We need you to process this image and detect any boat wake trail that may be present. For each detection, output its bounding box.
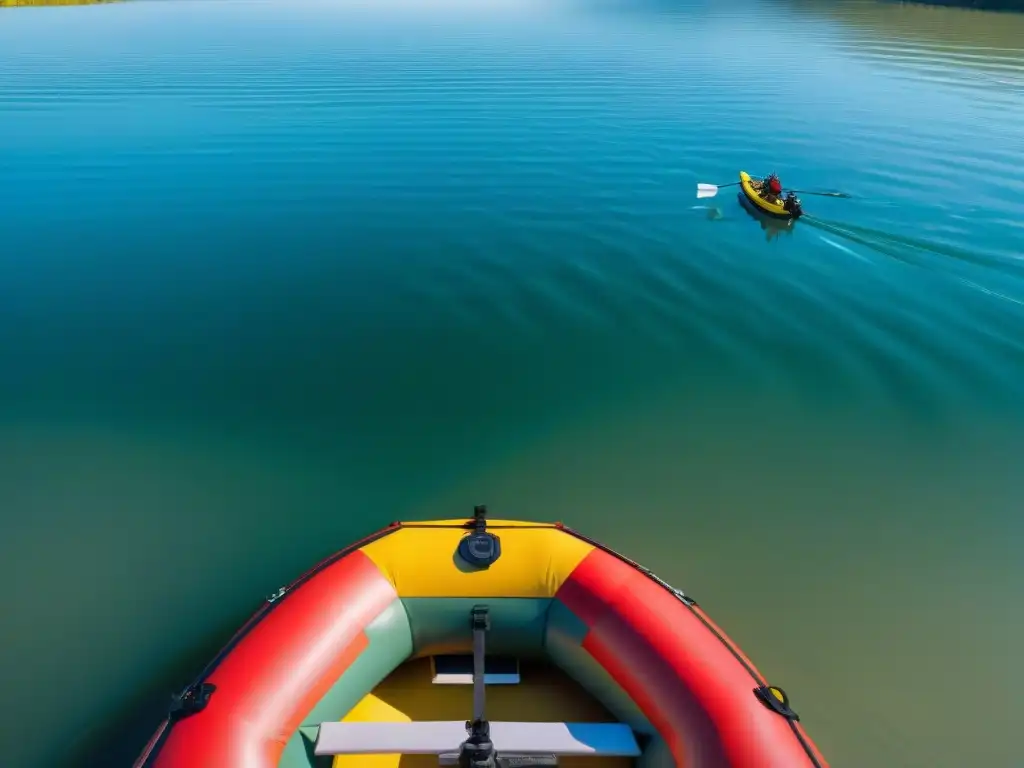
[803,216,1024,283]
[818,235,869,263]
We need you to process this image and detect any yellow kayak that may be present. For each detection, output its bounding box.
[739,171,803,219]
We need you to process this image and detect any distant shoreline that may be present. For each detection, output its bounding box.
[904,0,1024,10]
[1,0,120,6]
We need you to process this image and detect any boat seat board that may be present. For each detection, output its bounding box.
[331,657,635,768]
[315,721,641,756]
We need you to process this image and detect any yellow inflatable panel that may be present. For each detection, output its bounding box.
[359,521,594,598]
[332,693,411,768]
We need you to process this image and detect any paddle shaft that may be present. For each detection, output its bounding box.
[787,189,849,198]
[696,179,849,200]
[702,180,846,197]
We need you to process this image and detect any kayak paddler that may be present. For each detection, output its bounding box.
[759,173,783,203]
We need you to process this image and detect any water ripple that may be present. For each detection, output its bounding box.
[1,0,1023,417]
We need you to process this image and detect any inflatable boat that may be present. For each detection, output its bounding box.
[133,508,828,768]
[739,171,804,220]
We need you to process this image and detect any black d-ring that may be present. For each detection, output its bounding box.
[753,685,800,721]
[169,682,216,720]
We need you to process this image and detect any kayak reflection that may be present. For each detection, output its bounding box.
[738,192,798,243]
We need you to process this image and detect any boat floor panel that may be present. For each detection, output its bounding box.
[333,658,636,768]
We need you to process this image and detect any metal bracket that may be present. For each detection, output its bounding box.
[267,586,287,603]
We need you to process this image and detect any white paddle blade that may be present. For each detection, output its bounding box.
[696,185,719,199]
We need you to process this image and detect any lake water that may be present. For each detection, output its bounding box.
[2,0,1023,765]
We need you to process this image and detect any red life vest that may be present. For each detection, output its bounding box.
[768,177,782,195]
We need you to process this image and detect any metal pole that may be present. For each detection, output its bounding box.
[471,605,489,722]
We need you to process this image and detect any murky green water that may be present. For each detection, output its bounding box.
[1,0,1023,765]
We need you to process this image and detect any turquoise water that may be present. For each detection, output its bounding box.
[1,0,1023,766]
